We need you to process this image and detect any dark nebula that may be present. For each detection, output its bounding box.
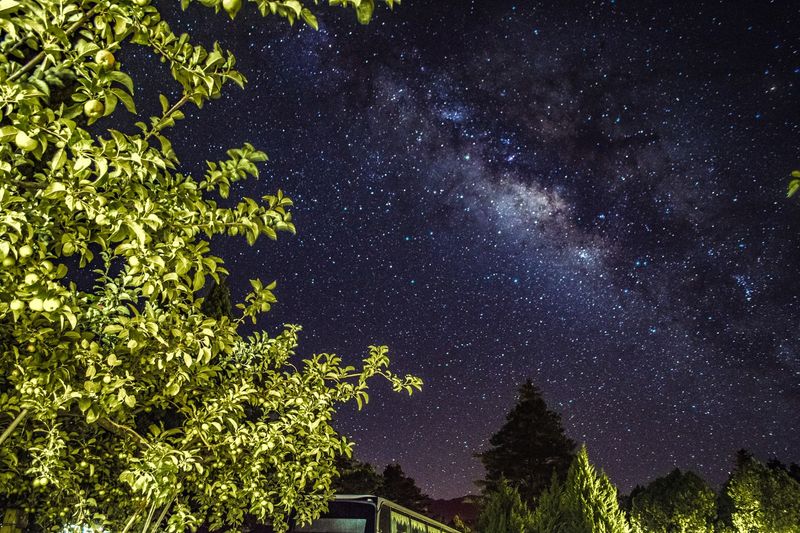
[126,0,800,498]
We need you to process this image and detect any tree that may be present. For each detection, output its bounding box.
[332,455,382,495]
[717,452,800,532]
[379,463,432,514]
[477,379,576,502]
[627,469,716,533]
[476,479,534,533]
[0,0,418,531]
[530,445,629,533]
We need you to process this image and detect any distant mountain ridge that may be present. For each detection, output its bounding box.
[427,495,480,528]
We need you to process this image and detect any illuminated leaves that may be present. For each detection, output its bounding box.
[0,0,416,531]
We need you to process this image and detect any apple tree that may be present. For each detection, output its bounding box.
[0,0,416,531]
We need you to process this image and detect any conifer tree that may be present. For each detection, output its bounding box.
[530,445,629,533]
[476,479,534,533]
[477,379,575,502]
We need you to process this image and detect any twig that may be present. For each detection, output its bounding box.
[98,417,151,449]
[0,408,29,447]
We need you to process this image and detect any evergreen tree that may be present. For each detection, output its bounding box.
[379,464,432,514]
[529,473,564,533]
[717,452,800,532]
[530,445,629,533]
[476,479,534,533]
[627,469,715,533]
[477,380,576,502]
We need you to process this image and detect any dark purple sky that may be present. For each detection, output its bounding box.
[129,0,800,499]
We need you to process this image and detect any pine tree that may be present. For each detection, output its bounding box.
[530,445,629,533]
[477,379,576,502]
[476,479,534,533]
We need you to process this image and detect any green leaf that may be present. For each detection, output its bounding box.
[788,179,800,198]
[356,0,374,24]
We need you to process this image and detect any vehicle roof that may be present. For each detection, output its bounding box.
[331,495,462,533]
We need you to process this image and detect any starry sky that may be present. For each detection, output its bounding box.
[127,0,800,499]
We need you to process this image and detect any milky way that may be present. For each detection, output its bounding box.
[127,1,800,498]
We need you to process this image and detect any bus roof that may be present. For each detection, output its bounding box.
[330,495,462,533]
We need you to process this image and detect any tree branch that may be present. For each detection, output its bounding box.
[0,408,28,447]
[7,5,100,83]
[98,417,151,449]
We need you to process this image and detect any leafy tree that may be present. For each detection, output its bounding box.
[476,479,534,533]
[332,455,382,495]
[477,379,576,502]
[717,452,800,533]
[0,0,417,531]
[379,463,432,514]
[627,469,715,533]
[530,445,629,533]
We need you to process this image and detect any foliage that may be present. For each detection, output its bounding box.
[476,479,533,533]
[529,445,629,533]
[332,454,382,495]
[476,379,575,502]
[0,0,418,531]
[627,469,716,533]
[717,453,800,533]
[787,170,800,197]
[379,463,432,514]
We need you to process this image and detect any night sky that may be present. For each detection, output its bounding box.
[126,0,800,499]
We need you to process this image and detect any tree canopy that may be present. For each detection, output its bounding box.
[530,445,629,533]
[0,0,419,531]
[627,468,716,533]
[717,452,800,533]
[477,379,575,502]
[476,479,533,533]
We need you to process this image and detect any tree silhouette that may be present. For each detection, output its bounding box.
[477,379,576,502]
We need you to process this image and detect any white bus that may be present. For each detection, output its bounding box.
[289,495,462,533]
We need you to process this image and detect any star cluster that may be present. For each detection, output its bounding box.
[128,0,800,498]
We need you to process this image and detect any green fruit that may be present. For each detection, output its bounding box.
[132,0,149,5]
[14,130,38,152]
[2,257,14,267]
[26,343,36,353]
[222,0,242,16]
[83,99,105,118]
[18,244,33,258]
[95,50,115,70]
